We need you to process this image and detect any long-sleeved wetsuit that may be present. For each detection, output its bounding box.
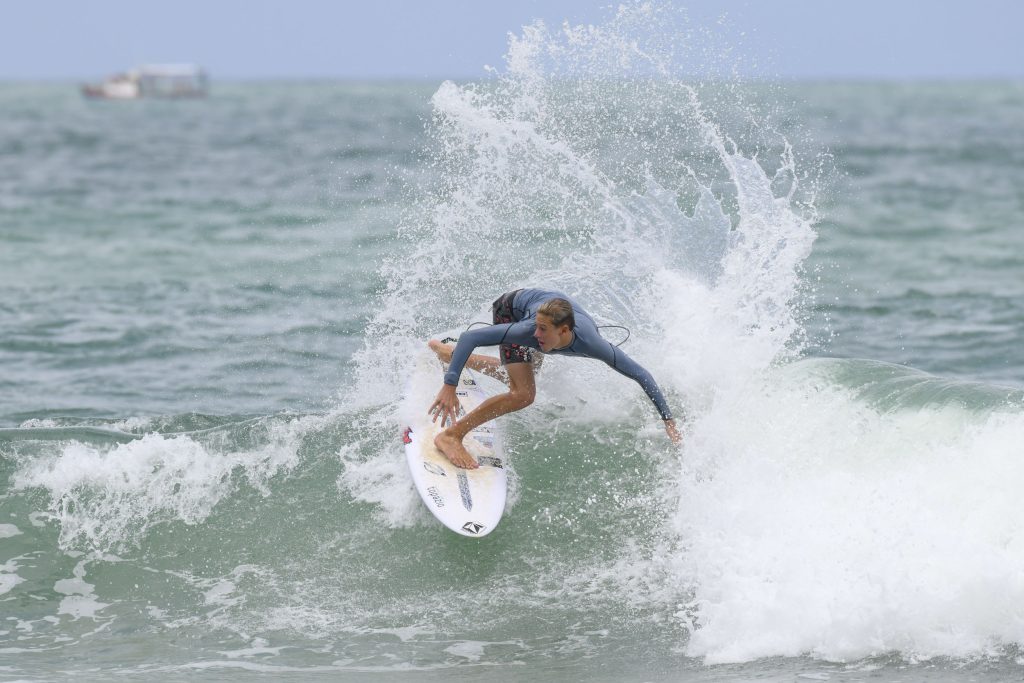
[443,289,673,421]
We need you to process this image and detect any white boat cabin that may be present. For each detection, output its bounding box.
[82,65,208,99]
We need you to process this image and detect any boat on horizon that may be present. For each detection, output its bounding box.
[81,64,209,100]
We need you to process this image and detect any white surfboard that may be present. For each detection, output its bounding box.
[403,354,507,537]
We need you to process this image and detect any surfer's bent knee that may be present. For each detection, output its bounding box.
[508,388,535,410]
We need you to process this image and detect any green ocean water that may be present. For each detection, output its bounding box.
[0,81,427,424]
[3,14,1024,682]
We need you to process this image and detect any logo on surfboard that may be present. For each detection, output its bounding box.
[423,462,446,476]
[461,521,486,534]
[402,426,413,444]
[426,486,445,508]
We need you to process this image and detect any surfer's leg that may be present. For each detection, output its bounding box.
[434,363,535,468]
[467,356,509,385]
[428,340,509,385]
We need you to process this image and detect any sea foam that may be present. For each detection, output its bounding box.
[12,416,316,550]
[675,364,1024,662]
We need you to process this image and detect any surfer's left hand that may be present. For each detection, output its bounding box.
[664,419,682,445]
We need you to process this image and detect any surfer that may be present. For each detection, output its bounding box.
[429,288,681,468]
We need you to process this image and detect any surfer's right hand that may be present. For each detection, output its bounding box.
[429,384,461,427]
[665,418,682,445]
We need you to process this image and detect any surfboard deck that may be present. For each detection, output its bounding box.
[403,355,507,537]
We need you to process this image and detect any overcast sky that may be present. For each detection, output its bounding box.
[3,1,1022,81]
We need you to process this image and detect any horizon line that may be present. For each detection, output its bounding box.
[3,74,1023,85]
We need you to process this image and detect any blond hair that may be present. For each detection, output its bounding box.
[537,298,575,330]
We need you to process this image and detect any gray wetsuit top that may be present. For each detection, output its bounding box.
[443,288,673,421]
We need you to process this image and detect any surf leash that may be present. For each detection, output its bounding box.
[597,325,630,347]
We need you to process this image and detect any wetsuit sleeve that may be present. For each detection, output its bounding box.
[442,324,514,386]
[606,346,674,421]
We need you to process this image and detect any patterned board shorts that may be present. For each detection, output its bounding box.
[492,289,536,366]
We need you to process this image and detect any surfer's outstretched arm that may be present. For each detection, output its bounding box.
[602,345,682,445]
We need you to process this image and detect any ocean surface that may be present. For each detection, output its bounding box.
[3,8,1024,682]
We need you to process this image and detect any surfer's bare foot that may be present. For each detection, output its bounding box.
[428,339,452,364]
[435,431,478,469]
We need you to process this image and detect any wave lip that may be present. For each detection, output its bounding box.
[799,357,1024,413]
